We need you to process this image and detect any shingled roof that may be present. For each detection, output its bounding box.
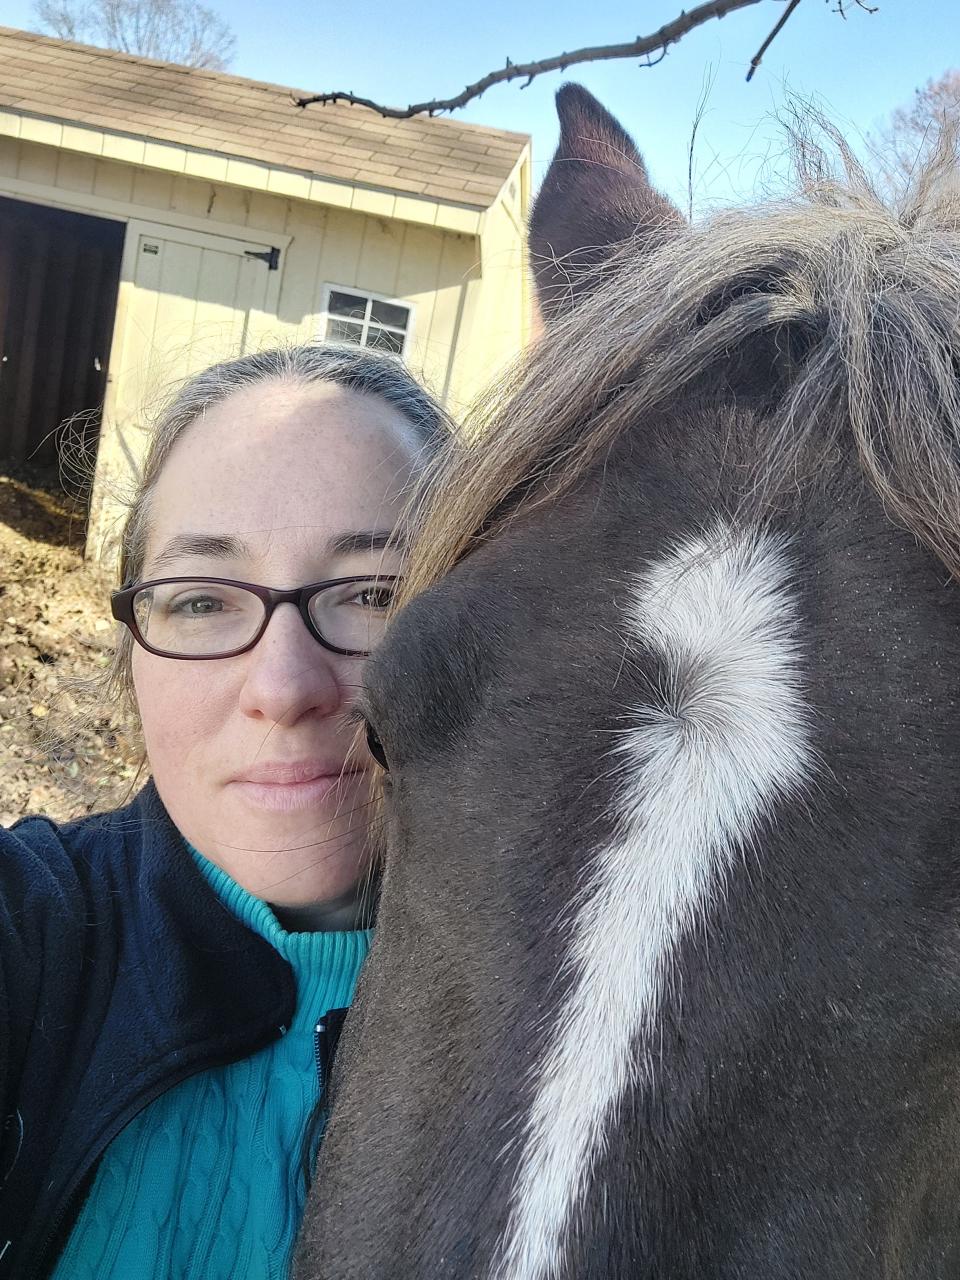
[0,27,529,210]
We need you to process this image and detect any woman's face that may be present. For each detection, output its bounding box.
[132,377,422,927]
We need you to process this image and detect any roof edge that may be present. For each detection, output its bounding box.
[0,105,501,233]
[0,26,531,147]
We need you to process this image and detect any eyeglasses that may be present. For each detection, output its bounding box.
[110,575,399,660]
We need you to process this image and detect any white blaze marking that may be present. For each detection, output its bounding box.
[491,526,813,1280]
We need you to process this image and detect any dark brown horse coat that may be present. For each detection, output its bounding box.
[297,86,960,1279]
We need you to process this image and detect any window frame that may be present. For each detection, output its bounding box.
[319,283,415,358]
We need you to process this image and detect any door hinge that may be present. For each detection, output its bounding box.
[244,246,281,271]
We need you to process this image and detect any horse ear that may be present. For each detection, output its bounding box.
[530,83,684,322]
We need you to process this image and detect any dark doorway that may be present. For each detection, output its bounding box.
[0,196,124,498]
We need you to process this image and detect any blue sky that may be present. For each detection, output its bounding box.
[3,0,957,207]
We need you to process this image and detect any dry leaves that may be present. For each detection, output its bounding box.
[0,474,140,826]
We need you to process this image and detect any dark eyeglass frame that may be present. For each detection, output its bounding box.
[110,574,400,660]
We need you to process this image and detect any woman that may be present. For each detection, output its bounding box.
[0,344,446,1280]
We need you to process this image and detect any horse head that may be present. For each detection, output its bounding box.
[298,86,960,1280]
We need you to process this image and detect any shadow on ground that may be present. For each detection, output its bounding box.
[0,466,89,550]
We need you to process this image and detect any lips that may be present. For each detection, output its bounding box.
[232,760,358,786]
[227,761,367,814]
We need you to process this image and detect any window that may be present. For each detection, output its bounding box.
[321,287,412,356]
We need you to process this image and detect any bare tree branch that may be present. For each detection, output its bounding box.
[869,67,960,191]
[294,0,770,119]
[746,0,802,81]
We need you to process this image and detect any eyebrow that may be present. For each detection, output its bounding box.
[146,529,404,575]
[329,529,406,555]
[149,533,251,573]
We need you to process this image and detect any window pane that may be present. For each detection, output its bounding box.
[370,299,409,330]
[366,325,404,354]
[325,317,364,344]
[328,290,368,320]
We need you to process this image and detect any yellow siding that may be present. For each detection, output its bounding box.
[418,233,481,406]
[1,135,531,561]
[183,151,229,183]
[0,135,18,179]
[130,166,174,210]
[312,207,363,294]
[203,183,250,227]
[92,159,135,205]
[351,189,396,219]
[444,149,532,416]
[170,174,217,221]
[54,148,97,194]
[101,134,146,166]
[356,217,404,294]
[394,224,443,380]
[142,140,186,174]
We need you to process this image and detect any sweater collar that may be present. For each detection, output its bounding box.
[188,846,372,1032]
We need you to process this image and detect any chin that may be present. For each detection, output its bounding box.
[250,839,369,909]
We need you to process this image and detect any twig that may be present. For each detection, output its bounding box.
[746,0,803,82]
[833,0,878,16]
[294,0,768,119]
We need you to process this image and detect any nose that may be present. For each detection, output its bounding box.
[238,602,354,726]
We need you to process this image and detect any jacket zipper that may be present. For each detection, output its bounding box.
[304,1008,350,1183]
[313,1007,349,1100]
[24,1026,288,1280]
[314,1019,328,1094]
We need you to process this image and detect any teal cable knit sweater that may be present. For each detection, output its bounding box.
[51,849,371,1280]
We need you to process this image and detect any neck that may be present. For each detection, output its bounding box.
[271,881,371,932]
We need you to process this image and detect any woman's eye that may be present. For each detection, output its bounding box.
[355,585,395,610]
[365,722,390,771]
[170,594,224,615]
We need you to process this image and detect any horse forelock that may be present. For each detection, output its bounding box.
[398,123,960,612]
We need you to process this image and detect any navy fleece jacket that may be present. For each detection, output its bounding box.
[0,782,297,1280]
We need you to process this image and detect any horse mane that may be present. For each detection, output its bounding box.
[400,121,960,606]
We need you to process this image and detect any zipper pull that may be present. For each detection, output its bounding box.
[313,1007,350,1100]
[313,1020,327,1095]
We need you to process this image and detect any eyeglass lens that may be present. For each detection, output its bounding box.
[131,579,395,657]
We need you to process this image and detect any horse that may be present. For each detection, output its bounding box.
[295,86,960,1279]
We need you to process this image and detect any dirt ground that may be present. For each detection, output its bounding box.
[0,470,139,826]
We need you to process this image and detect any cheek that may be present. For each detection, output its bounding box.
[132,650,225,765]
[338,654,369,702]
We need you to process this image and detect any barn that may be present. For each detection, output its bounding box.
[0,27,532,559]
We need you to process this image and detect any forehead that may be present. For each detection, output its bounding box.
[145,378,421,556]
